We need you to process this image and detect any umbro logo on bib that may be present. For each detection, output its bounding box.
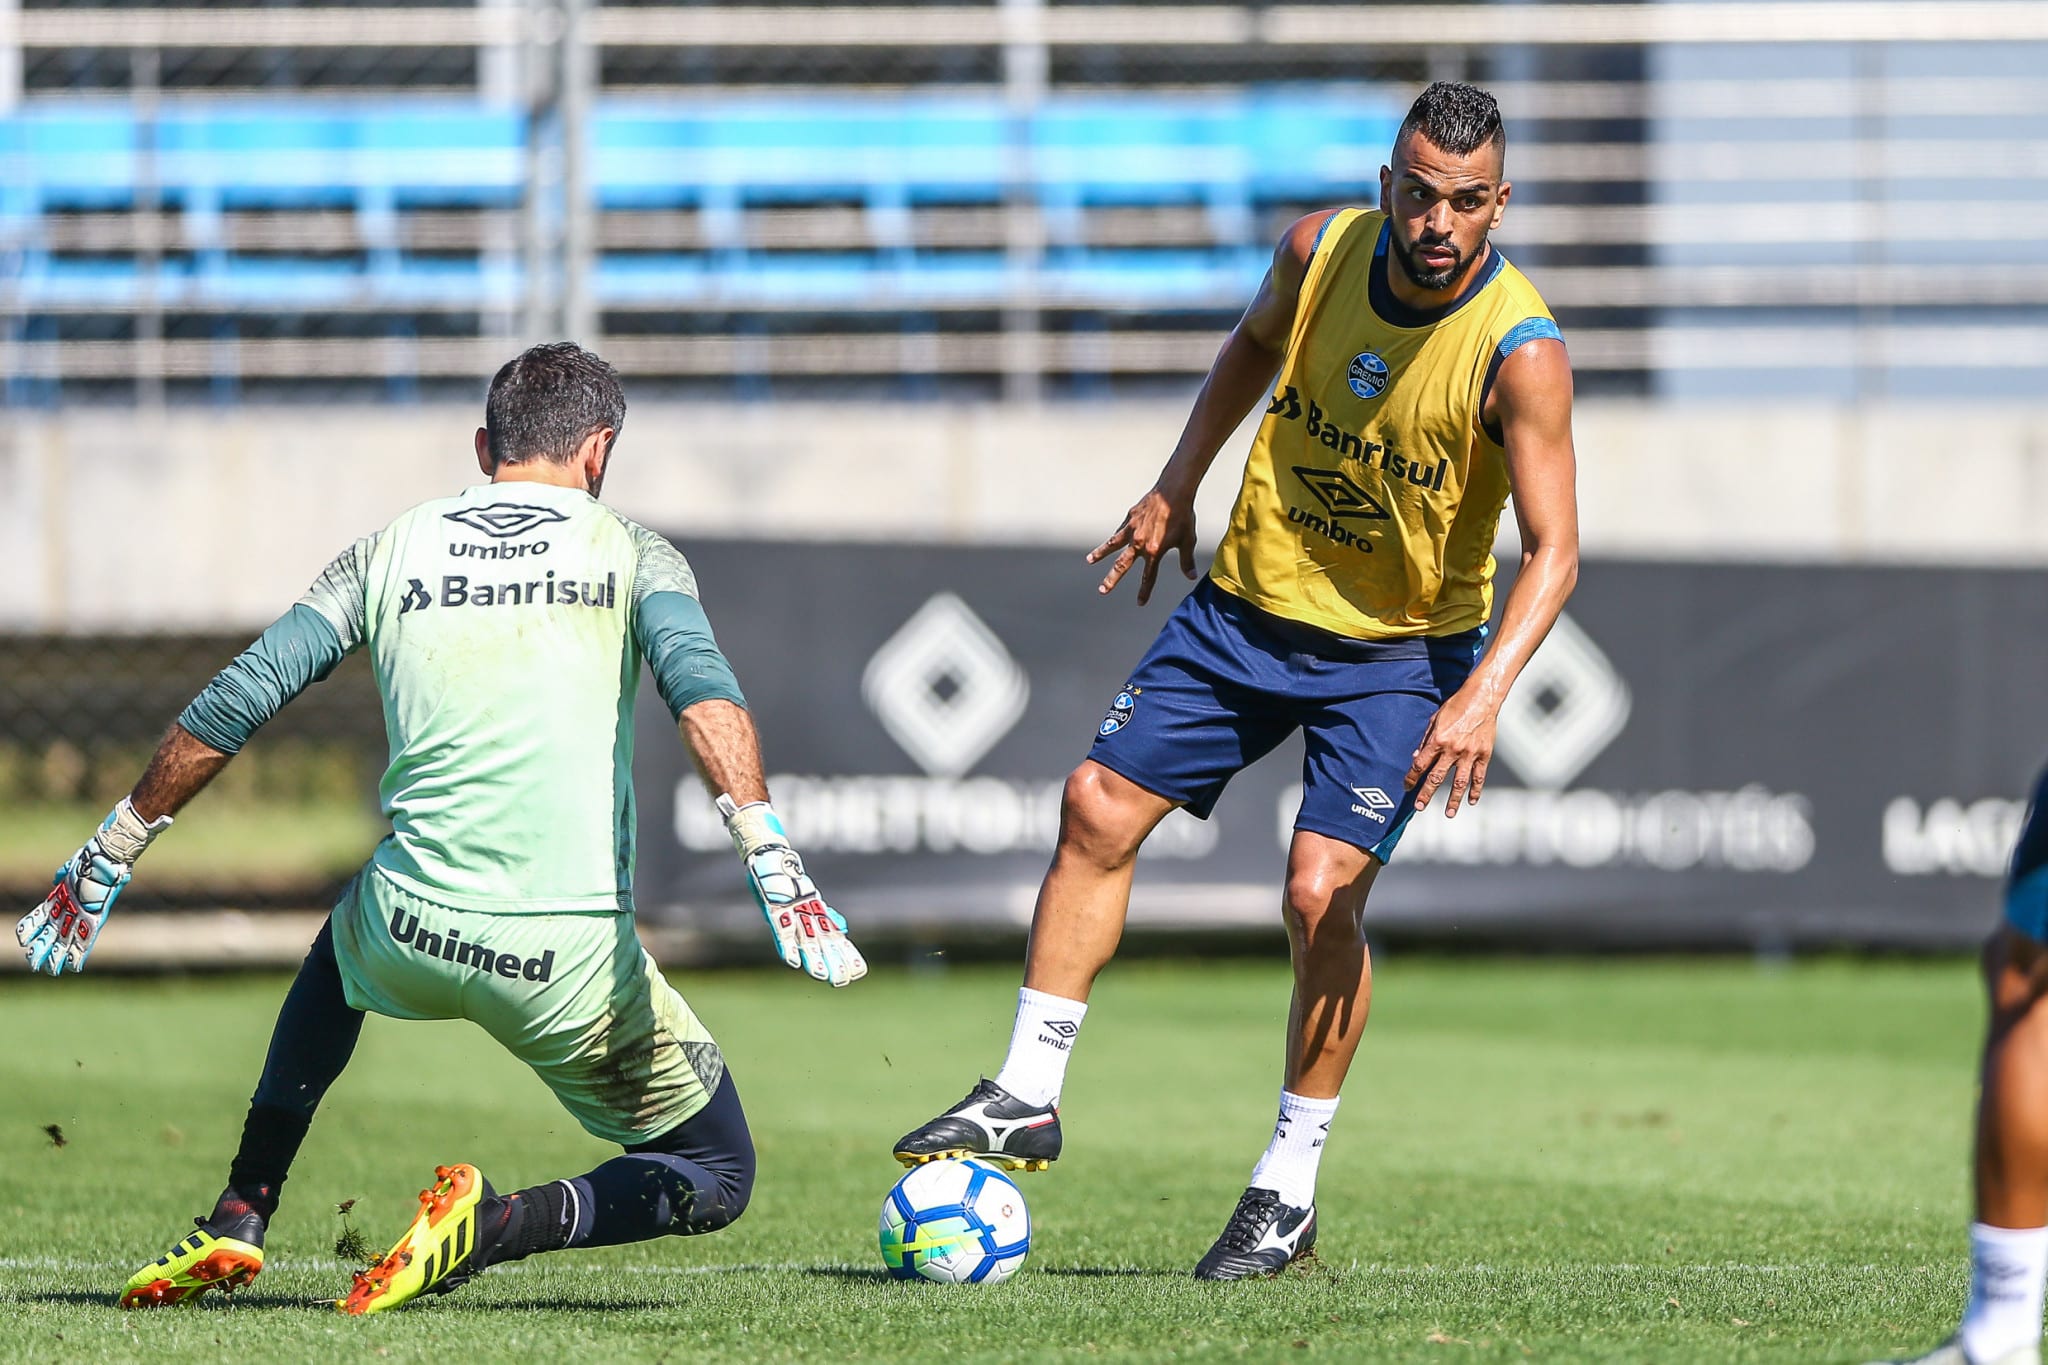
[1293,468,1389,523]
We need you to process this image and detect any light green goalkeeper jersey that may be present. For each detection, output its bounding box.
[182,481,744,914]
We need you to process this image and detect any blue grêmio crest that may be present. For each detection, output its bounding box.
[1347,350,1390,400]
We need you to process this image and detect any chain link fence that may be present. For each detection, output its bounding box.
[0,637,384,911]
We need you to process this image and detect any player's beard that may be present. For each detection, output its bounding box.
[1391,231,1472,293]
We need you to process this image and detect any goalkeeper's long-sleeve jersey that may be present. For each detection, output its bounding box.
[179,481,744,914]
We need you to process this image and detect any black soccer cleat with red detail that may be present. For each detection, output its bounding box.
[893,1078,1061,1172]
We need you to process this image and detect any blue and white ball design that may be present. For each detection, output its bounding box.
[879,1158,1031,1285]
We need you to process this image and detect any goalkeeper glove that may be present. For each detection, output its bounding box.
[16,797,172,976]
[717,794,867,988]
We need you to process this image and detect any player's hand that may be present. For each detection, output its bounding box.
[1087,485,1197,605]
[16,798,171,976]
[716,795,867,988]
[1405,689,1499,818]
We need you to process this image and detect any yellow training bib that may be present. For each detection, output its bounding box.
[1209,207,1560,639]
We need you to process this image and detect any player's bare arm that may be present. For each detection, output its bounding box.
[678,699,770,807]
[1406,335,1579,816]
[130,722,235,822]
[1089,210,1337,604]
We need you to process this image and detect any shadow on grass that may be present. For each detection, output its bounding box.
[796,1265,1168,1283]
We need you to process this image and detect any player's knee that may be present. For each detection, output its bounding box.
[676,1168,751,1235]
[699,1132,756,1234]
[1057,765,1149,870]
[712,1160,754,1230]
[1984,924,2048,1019]
[1282,865,1363,942]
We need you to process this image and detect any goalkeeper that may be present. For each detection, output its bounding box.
[16,342,866,1314]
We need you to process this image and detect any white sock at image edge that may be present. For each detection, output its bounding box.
[1247,1089,1340,1210]
[1962,1221,2048,1364]
[991,986,1087,1109]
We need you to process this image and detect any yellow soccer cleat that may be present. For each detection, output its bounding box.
[338,1163,492,1315]
[120,1212,265,1309]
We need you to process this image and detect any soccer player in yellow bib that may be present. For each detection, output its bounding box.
[894,82,1580,1279]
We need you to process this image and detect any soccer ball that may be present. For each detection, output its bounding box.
[878,1157,1031,1285]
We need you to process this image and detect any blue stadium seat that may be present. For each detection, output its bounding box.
[0,93,1397,312]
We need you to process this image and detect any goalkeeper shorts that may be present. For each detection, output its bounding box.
[329,867,724,1145]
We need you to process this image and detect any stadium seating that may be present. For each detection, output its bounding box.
[0,94,1397,314]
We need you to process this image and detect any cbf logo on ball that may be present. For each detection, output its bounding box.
[1347,350,1390,400]
[1099,687,1139,737]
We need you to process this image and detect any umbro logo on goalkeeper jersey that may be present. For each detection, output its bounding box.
[443,504,569,539]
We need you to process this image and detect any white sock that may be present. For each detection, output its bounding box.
[1247,1090,1340,1209]
[991,987,1086,1108]
[1963,1222,2048,1364]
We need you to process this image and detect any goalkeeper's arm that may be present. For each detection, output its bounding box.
[632,550,866,988]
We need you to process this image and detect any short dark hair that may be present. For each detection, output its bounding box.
[484,341,626,466]
[1397,81,1506,159]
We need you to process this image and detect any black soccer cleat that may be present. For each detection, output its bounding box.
[893,1078,1061,1172]
[1192,1186,1317,1281]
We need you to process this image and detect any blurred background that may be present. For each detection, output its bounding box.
[2,0,2046,967]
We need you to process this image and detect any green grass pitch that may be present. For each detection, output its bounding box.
[0,955,1987,1362]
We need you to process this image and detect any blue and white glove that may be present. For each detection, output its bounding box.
[16,797,172,976]
[717,794,867,988]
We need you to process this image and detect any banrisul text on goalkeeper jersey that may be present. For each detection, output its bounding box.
[396,571,618,615]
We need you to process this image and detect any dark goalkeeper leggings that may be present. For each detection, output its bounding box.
[571,1073,755,1244]
[226,914,756,1247]
[227,918,364,1213]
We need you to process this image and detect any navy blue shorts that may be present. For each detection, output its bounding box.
[1087,578,1484,862]
[2007,767,2048,941]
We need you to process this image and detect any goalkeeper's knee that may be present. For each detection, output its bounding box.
[611,1071,755,1239]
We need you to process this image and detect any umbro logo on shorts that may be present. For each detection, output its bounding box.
[1350,786,1395,823]
[388,907,555,983]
